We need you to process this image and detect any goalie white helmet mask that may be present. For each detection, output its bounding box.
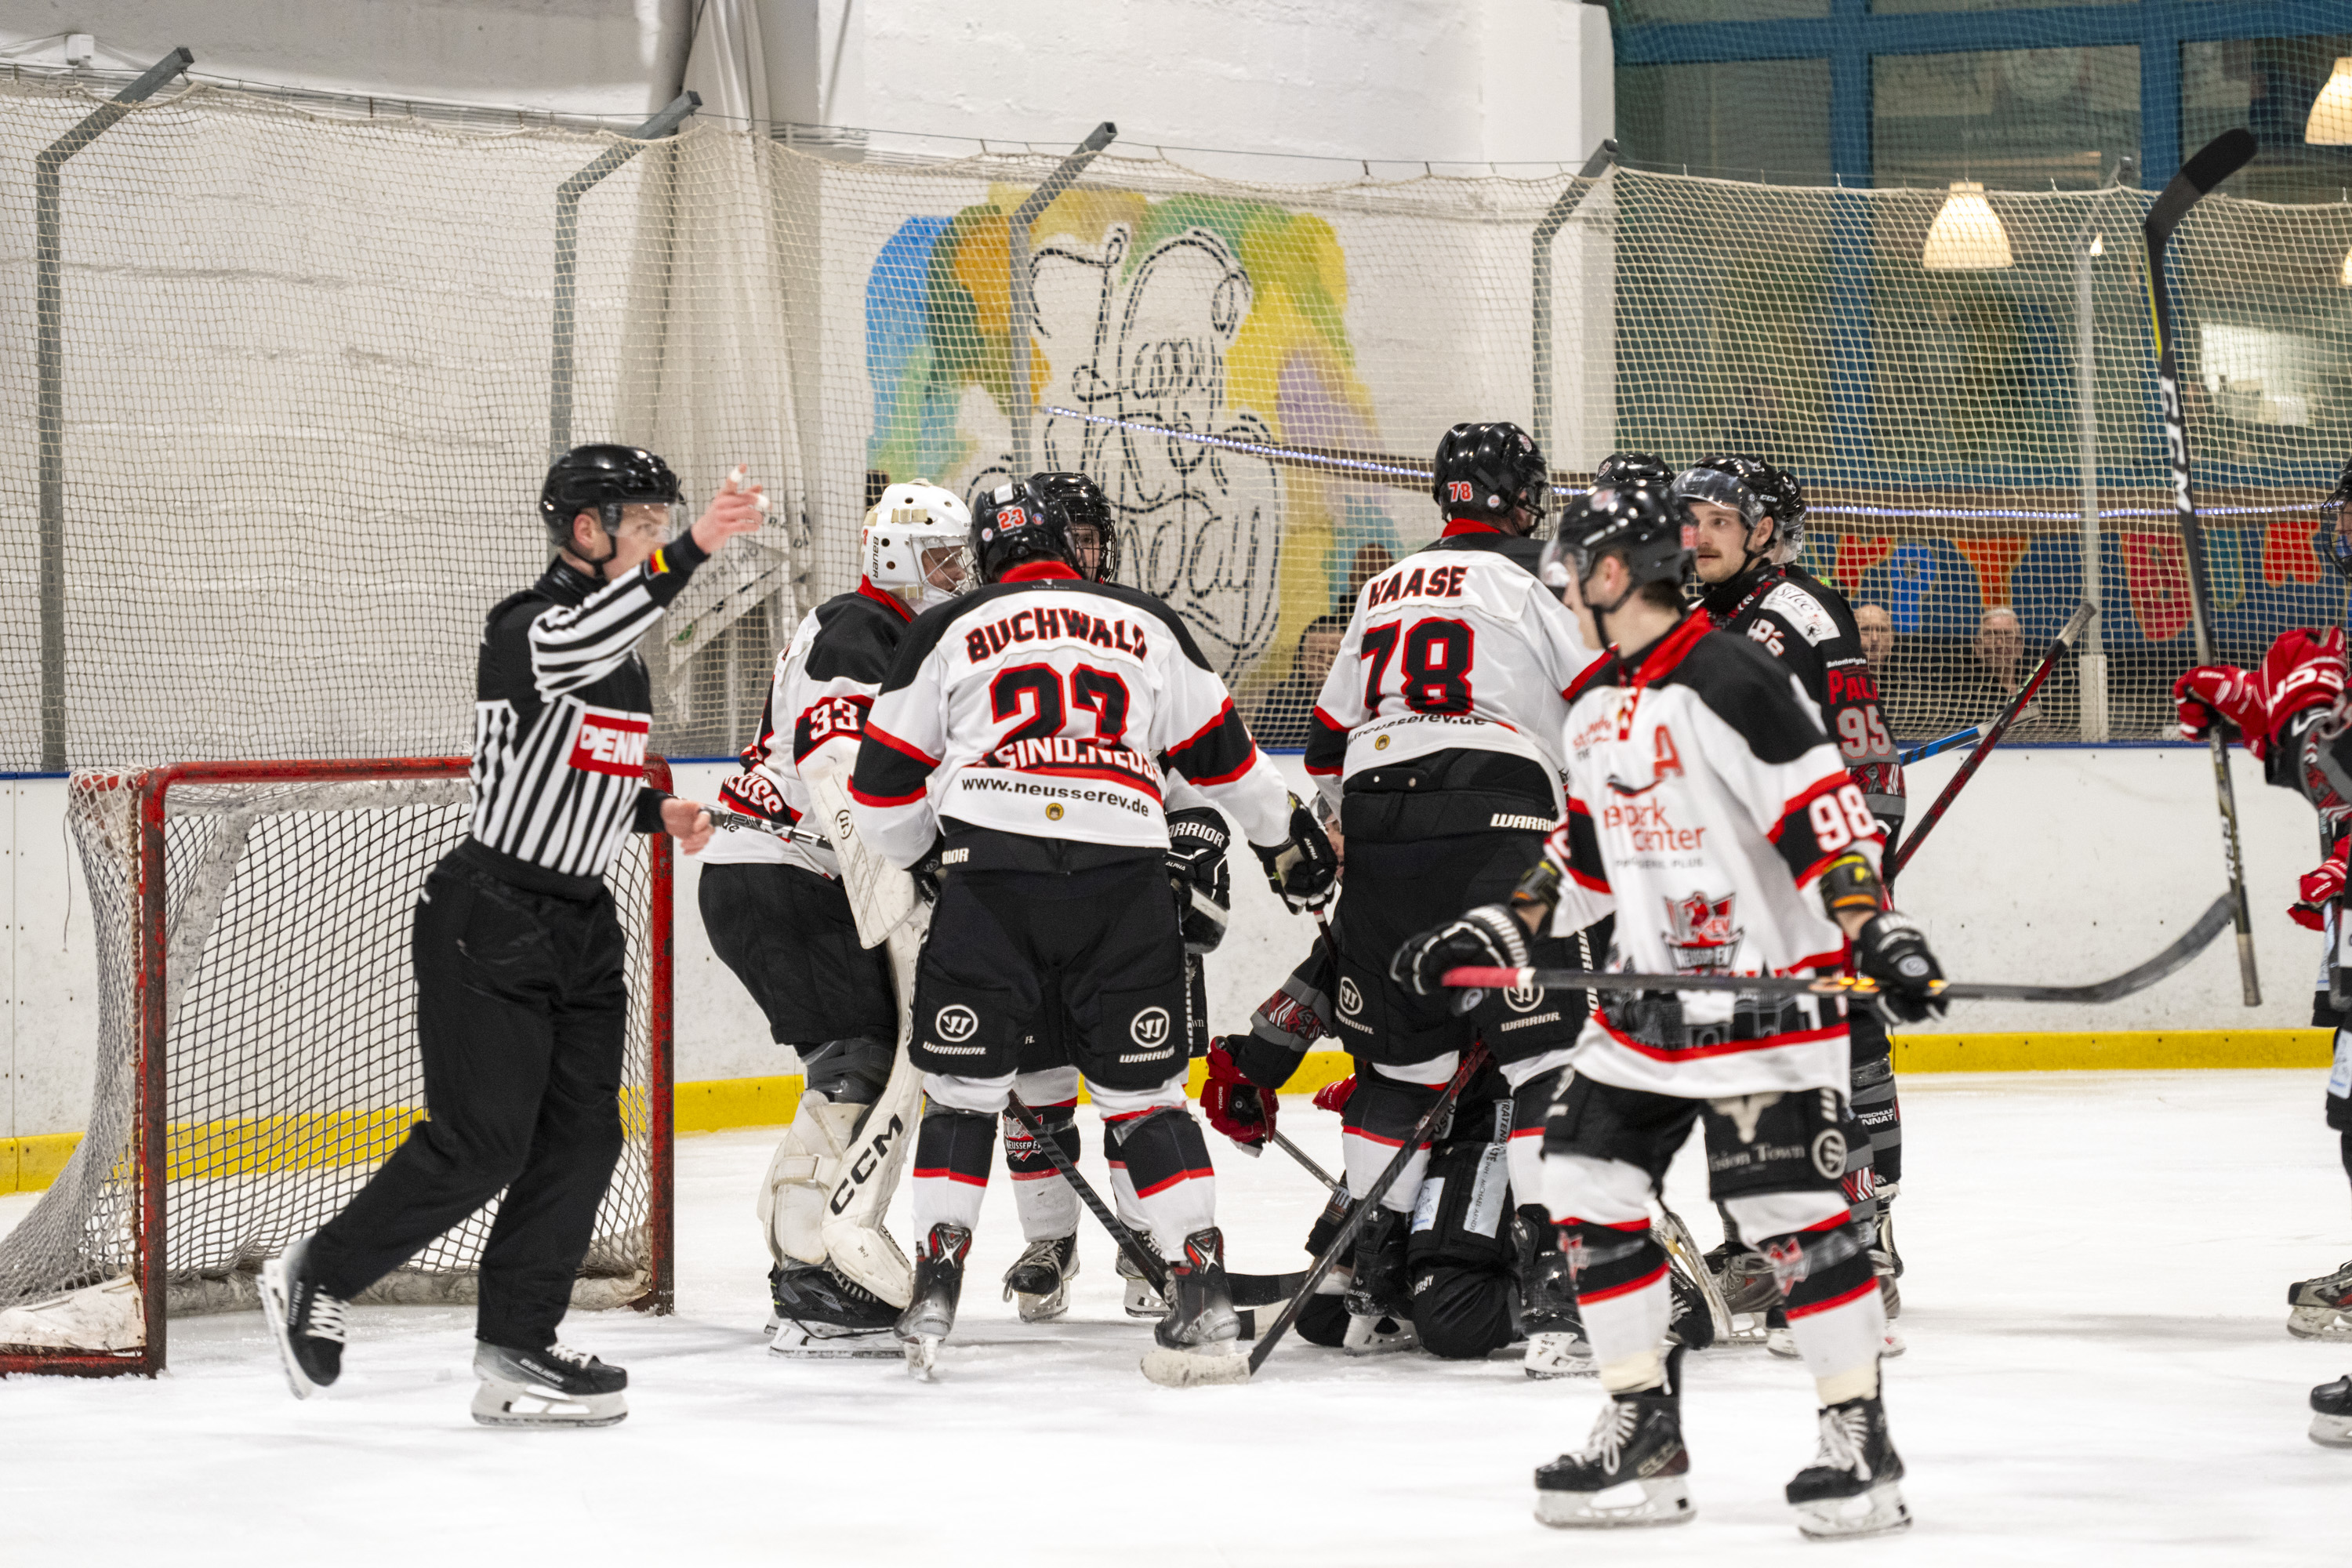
[862,482,974,612]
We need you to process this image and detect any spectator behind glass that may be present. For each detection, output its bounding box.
[1951,604,2073,736]
[1855,600,1924,739]
[1247,613,1350,748]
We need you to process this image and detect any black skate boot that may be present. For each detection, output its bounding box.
[1517,1207,1592,1379]
[1664,1262,1715,1352]
[2288,1256,2352,1341]
[1343,1204,1417,1356]
[1002,1234,1080,1323]
[768,1261,901,1357]
[896,1222,971,1381]
[1154,1227,1240,1352]
[1787,1392,1911,1538]
[1534,1347,1694,1527]
[471,1341,628,1428]
[2312,1374,2352,1447]
[257,1233,348,1399]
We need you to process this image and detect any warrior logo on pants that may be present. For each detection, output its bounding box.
[935,1005,979,1042]
[1130,1007,1171,1048]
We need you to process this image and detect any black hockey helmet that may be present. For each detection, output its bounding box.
[1594,451,1673,489]
[972,477,1078,583]
[1539,484,1694,609]
[1029,470,1119,583]
[1672,452,1808,559]
[2319,456,2352,583]
[540,445,681,554]
[1432,421,1551,532]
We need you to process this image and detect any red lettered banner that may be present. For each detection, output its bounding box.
[2262,520,2324,586]
[569,706,651,776]
[2120,532,2191,643]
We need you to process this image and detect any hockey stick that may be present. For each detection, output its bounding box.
[2145,127,2263,1006]
[1897,722,1989,768]
[1889,601,2096,877]
[1001,1098,1307,1317]
[1141,1046,1490,1388]
[1269,1128,1345,1197]
[1442,893,2230,1007]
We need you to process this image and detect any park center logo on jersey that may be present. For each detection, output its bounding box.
[1663,890,1744,974]
[568,706,650,778]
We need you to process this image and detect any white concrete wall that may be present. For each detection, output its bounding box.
[1,2,1612,169]
[2,746,2329,1142]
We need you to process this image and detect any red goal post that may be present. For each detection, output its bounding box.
[0,757,674,1377]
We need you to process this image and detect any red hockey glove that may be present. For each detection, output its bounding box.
[1312,1076,1356,1115]
[2172,664,2260,748]
[2292,840,2349,931]
[1200,1044,1275,1151]
[2252,628,2347,760]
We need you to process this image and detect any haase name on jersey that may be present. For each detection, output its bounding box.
[982,735,1160,784]
[569,707,650,776]
[1364,562,1473,608]
[964,606,1149,662]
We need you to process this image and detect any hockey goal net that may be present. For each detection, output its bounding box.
[0,758,673,1377]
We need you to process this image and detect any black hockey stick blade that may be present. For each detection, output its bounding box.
[1141,1047,1490,1388]
[1443,895,2231,1007]
[2145,129,2256,245]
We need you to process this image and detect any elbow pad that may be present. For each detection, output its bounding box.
[1818,849,1883,921]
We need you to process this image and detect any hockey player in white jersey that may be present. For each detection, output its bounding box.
[1254,420,1608,1360]
[847,478,1335,1373]
[702,481,970,1352]
[1392,484,1948,1537]
[986,472,1236,1326]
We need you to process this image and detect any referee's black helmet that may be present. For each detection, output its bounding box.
[540,445,682,552]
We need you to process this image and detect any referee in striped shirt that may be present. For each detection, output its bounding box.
[260,445,764,1426]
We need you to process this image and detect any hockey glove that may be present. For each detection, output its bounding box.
[1254,797,1339,913]
[2173,664,2263,752]
[1389,904,1530,998]
[1312,1076,1356,1115]
[911,837,948,904]
[1200,1043,1276,1152]
[1853,911,1947,1025]
[1164,807,1233,954]
[2292,840,2349,932]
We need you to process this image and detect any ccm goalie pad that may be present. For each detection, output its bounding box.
[755,773,928,1307]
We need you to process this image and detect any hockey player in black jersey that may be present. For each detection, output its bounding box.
[847,478,1335,1374]
[708,481,972,1354]
[1266,421,1610,1361]
[1393,484,1947,1536]
[259,446,767,1425]
[1682,454,1909,1333]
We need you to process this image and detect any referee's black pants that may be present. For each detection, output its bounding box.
[308,844,628,1349]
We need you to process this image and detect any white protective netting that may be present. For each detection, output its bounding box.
[0,772,659,1354]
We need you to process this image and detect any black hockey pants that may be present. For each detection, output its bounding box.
[308,842,629,1349]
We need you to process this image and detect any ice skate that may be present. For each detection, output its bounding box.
[896,1222,971,1380]
[767,1261,901,1357]
[256,1233,348,1399]
[2311,1374,2352,1447]
[1706,1243,1779,1345]
[1116,1241,1167,1318]
[1002,1234,1080,1323]
[470,1341,628,1428]
[1665,1265,1713,1352]
[1343,1206,1417,1356]
[1153,1227,1240,1353]
[1519,1214,1592,1378]
[1787,1393,1911,1539]
[1533,1349,1693,1528]
[1871,1185,1904,1319]
[2287,1256,2352,1341]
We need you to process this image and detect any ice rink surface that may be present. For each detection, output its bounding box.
[2,1069,2347,1566]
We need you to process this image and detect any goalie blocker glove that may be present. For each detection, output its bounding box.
[1389,904,1530,997]
[1254,797,1339,912]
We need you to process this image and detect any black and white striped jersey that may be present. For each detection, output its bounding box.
[466,535,710,887]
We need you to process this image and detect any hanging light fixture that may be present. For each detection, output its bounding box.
[2307,56,2352,143]
[1922,181,2014,270]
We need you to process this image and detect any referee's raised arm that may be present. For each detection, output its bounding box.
[256,445,763,1427]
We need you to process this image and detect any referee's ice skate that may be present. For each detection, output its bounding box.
[256,1234,347,1399]
[470,1342,629,1428]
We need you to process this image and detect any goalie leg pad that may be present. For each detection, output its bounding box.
[758,1092,869,1269]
